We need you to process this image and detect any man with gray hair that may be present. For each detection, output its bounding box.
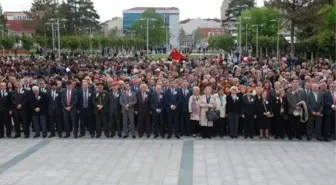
[31,86,48,138]
[0,82,12,138]
[306,83,324,141]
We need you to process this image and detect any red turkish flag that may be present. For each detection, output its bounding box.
[169,48,184,62]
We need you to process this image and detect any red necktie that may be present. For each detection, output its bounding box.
[67,90,71,106]
[333,92,336,104]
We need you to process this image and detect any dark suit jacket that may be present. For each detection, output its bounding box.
[136,91,151,115]
[78,89,93,110]
[241,96,256,116]
[272,96,289,116]
[92,91,109,114]
[0,91,11,112]
[323,91,334,114]
[48,89,62,115]
[226,94,241,114]
[30,93,48,116]
[108,91,121,116]
[61,89,78,112]
[307,91,324,114]
[255,98,272,116]
[11,88,29,111]
[151,92,165,112]
[179,88,192,112]
[164,89,181,112]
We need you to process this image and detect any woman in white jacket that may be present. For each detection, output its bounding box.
[199,86,216,138]
[188,86,201,137]
[213,86,227,137]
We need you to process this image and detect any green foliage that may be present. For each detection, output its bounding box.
[179,28,187,45]
[131,8,166,46]
[0,3,6,27]
[0,36,15,49]
[194,27,202,43]
[34,36,47,47]
[209,35,234,51]
[224,0,255,23]
[21,36,34,50]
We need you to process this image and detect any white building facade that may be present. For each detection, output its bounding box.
[180,18,222,35]
[101,17,123,36]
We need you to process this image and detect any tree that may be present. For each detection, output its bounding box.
[34,35,47,47]
[21,36,34,50]
[131,8,166,46]
[179,28,187,46]
[224,0,255,24]
[24,0,59,35]
[194,27,203,44]
[209,35,234,52]
[0,3,6,27]
[265,0,330,57]
[0,36,15,49]
[60,0,100,35]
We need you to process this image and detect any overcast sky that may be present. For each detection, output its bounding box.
[1,0,264,21]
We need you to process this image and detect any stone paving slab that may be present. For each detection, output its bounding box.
[0,139,183,185]
[0,139,41,166]
[194,140,336,185]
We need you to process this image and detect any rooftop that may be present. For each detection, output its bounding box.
[5,20,35,32]
[125,7,179,11]
[180,18,221,24]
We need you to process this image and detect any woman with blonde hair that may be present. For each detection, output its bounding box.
[199,86,216,138]
[188,86,201,137]
[213,86,227,137]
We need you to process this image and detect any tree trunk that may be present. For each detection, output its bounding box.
[290,20,295,58]
[266,47,268,57]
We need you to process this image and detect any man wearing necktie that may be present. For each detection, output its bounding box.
[306,83,324,141]
[61,81,78,138]
[119,81,137,138]
[180,81,191,136]
[108,84,122,138]
[323,82,336,141]
[0,82,12,138]
[79,81,94,137]
[164,80,181,139]
[136,84,151,138]
[48,82,62,138]
[12,81,29,138]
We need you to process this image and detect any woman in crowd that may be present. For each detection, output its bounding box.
[188,86,201,137]
[272,89,288,139]
[199,86,215,139]
[256,91,273,139]
[226,86,241,138]
[213,86,227,138]
[241,87,256,139]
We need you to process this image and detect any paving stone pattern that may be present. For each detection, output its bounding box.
[0,138,334,185]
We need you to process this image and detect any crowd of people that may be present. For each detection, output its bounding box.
[0,55,335,141]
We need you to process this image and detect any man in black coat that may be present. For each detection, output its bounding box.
[78,81,94,137]
[151,85,165,138]
[11,81,30,138]
[61,81,78,138]
[108,84,122,138]
[0,82,12,138]
[179,81,192,136]
[136,84,151,138]
[31,86,48,138]
[92,83,109,138]
[48,82,62,138]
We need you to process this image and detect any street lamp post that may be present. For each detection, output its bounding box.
[252,24,263,58]
[49,18,67,57]
[139,18,156,55]
[161,25,172,54]
[271,19,281,60]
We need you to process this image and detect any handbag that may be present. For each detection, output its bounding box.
[263,101,274,118]
[206,108,219,121]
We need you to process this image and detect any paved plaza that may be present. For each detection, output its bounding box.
[0,138,335,185]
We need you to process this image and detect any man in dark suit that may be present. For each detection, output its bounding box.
[151,84,165,138]
[93,83,109,138]
[269,81,281,100]
[48,82,62,138]
[286,80,305,140]
[136,84,151,138]
[12,81,30,138]
[0,82,12,138]
[31,86,48,138]
[78,81,94,137]
[61,81,78,138]
[108,84,122,138]
[306,83,324,141]
[164,80,181,139]
[179,81,191,136]
[323,82,336,141]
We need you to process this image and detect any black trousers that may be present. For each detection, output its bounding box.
[63,110,77,135]
[201,126,212,138]
[180,111,190,136]
[167,110,179,136]
[109,110,121,136]
[153,111,164,136]
[244,115,254,137]
[288,114,303,138]
[190,120,199,135]
[0,110,12,136]
[323,112,333,139]
[214,117,226,136]
[137,113,151,136]
[13,108,29,136]
[274,115,285,138]
[49,111,62,135]
[79,108,94,136]
[95,111,108,136]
